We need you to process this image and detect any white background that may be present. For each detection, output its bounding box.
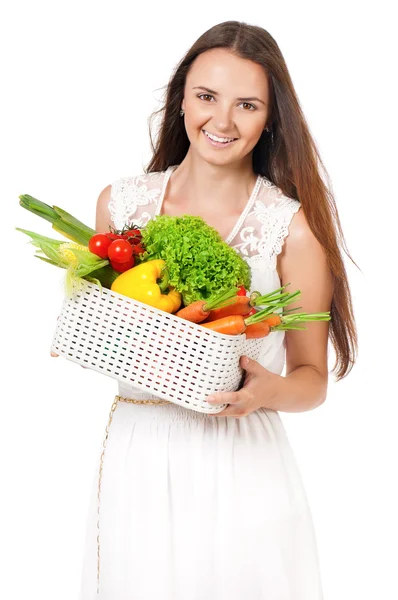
[2,1,397,598]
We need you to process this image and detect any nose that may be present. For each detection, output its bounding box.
[211,101,235,133]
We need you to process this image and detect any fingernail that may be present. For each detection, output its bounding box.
[207,396,215,403]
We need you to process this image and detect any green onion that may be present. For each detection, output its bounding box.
[19,194,95,245]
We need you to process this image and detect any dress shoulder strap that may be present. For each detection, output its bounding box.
[108,170,169,231]
[230,177,301,270]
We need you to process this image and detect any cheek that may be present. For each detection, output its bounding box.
[185,99,232,130]
[244,121,267,147]
[186,106,211,130]
[246,118,266,138]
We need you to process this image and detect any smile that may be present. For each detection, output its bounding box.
[202,129,238,147]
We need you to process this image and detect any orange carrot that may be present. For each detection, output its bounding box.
[244,322,271,339]
[204,296,251,322]
[202,296,332,336]
[175,300,210,324]
[175,288,239,324]
[202,315,246,335]
[262,314,282,327]
[202,308,281,336]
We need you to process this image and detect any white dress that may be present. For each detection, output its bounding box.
[79,166,324,599]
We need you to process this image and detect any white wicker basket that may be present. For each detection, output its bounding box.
[51,278,264,414]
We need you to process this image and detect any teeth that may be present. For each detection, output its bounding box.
[204,130,235,143]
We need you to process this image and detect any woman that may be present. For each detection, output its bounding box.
[79,20,358,599]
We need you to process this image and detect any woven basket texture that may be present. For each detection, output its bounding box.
[51,280,263,413]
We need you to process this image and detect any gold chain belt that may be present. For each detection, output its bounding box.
[96,394,171,592]
[115,394,171,405]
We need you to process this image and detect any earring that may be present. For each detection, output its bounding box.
[180,109,185,116]
[264,126,274,144]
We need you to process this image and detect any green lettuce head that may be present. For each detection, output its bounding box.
[140,214,251,305]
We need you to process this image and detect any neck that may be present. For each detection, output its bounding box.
[170,150,258,211]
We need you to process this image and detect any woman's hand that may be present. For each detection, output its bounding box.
[206,355,282,417]
[50,347,86,368]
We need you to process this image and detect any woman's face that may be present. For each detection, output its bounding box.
[181,48,270,166]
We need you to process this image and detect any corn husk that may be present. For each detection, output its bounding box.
[16,228,109,294]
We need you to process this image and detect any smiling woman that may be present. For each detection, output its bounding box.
[181,50,270,163]
[78,19,359,600]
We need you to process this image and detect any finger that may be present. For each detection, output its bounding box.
[240,355,267,377]
[240,355,250,368]
[210,404,244,418]
[206,391,241,406]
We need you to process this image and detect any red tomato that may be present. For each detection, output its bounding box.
[124,228,142,238]
[108,239,133,263]
[107,233,126,242]
[88,233,112,259]
[131,243,145,255]
[110,257,135,273]
[124,231,142,246]
[237,285,247,296]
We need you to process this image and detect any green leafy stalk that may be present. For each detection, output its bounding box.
[16,227,116,287]
[202,287,239,311]
[34,255,60,267]
[52,205,95,233]
[87,264,120,288]
[17,228,70,268]
[250,284,291,306]
[246,290,302,317]
[16,227,65,248]
[250,285,302,308]
[245,307,331,330]
[34,253,118,289]
[271,312,331,331]
[19,194,96,245]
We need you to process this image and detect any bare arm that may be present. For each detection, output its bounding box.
[270,207,334,412]
[207,206,335,416]
[95,184,113,233]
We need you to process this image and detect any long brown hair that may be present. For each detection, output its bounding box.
[145,20,359,382]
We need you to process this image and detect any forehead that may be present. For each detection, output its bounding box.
[186,48,269,96]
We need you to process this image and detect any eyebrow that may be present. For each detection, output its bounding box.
[192,86,266,106]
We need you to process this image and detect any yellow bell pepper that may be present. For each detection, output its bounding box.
[110,259,182,313]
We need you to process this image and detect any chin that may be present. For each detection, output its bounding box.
[200,149,236,164]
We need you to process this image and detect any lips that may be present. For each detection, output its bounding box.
[202,129,238,148]
[202,129,238,142]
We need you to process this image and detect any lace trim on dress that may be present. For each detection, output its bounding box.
[225,174,263,244]
[108,168,301,271]
[108,171,165,230]
[230,178,301,270]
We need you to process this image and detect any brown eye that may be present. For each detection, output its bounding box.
[241,102,256,111]
[198,94,256,111]
[198,94,214,102]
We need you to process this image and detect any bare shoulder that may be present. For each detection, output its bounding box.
[95,184,112,233]
[281,205,316,247]
[277,205,334,382]
[277,206,331,283]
